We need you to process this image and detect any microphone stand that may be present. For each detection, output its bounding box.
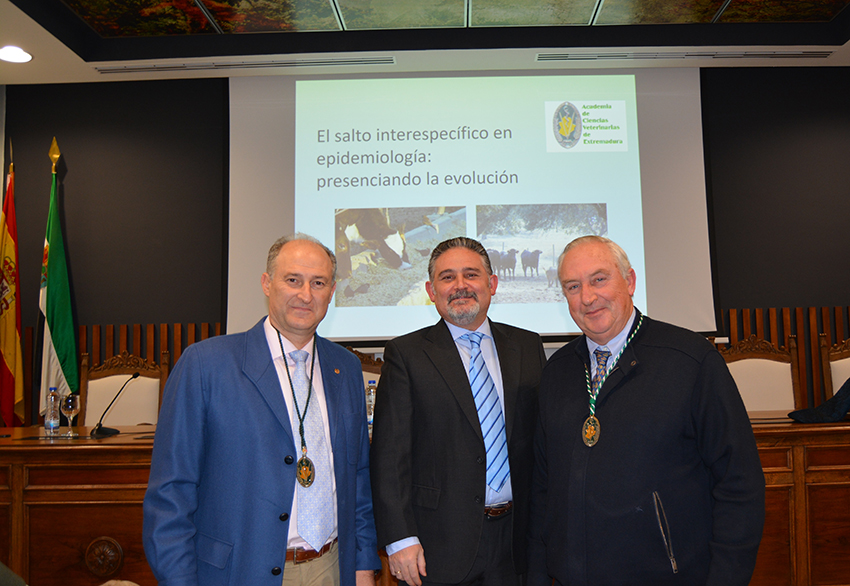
[90,372,140,439]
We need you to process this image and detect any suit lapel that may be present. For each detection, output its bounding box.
[423,321,484,442]
[316,336,341,446]
[242,319,295,446]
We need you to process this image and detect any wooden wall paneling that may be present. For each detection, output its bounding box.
[769,308,778,348]
[729,308,739,344]
[78,326,87,366]
[783,308,792,350]
[133,324,142,358]
[146,324,155,363]
[756,308,765,340]
[172,324,182,364]
[809,307,822,407]
[119,324,128,354]
[160,324,168,364]
[105,325,115,361]
[92,325,101,367]
[821,307,833,348]
[795,308,807,405]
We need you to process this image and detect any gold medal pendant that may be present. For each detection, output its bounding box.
[297,456,315,487]
[582,415,600,447]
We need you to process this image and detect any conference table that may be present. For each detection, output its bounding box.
[0,418,848,586]
[0,426,155,585]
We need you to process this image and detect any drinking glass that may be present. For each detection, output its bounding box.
[60,394,81,438]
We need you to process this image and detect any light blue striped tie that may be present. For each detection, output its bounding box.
[290,350,333,550]
[463,332,509,491]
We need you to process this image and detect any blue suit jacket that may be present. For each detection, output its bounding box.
[143,319,380,586]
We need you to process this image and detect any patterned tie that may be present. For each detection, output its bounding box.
[592,347,611,397]
[290,350,333,550]
[463,332,509,492]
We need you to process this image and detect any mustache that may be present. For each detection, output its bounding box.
[448,290,478,303]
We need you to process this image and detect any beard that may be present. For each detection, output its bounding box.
[446,289,480,326]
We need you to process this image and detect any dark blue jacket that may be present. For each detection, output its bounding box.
[144,319,380,586]
[528,312,765,586]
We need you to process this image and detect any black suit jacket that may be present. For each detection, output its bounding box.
[370,319,546,583]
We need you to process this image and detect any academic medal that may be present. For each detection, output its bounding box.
[582,415,600,447]
[297,456,315,487]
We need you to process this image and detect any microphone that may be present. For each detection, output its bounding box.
[90,372,140,438]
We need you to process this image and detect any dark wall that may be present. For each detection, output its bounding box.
[702,67,850,311]
[3,78,228,331]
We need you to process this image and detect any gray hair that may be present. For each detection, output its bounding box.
[558,235,632,281]
[427,237,493,281]
[266,233,337,281]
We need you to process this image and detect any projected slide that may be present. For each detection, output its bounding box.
[295,75,645,339]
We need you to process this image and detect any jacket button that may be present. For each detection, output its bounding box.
[477,457,484,465]
[285,455,294,465]
[272,567,282,576]
[280,513,289,521]
[474,495,483,504]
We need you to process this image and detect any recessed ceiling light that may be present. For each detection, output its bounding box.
[0,46,33,64]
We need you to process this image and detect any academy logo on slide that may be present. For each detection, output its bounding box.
[552,101,582,149]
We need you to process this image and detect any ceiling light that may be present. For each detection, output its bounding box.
[0,46,33,64]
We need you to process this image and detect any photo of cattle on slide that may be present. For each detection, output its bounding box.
[478,202,607,304]
[335,206,466,307]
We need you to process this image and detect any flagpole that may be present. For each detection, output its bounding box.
[38,138,79,415]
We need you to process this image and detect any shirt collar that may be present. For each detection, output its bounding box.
[445,318,493,343]
[264,316,315,364]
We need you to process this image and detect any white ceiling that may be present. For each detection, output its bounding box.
[3,0,850,86]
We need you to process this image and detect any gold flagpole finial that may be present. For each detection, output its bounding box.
[49,137,61,173]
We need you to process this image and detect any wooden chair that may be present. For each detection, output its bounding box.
[719,334,804,412]
[819,334,850,400]
[79,351,170,427]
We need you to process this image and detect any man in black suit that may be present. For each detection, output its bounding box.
[371,237,546,586]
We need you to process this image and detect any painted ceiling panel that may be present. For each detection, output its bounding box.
[718,0,850,23]
[57,0,850,36]
[469,0,597,27]
[595,0,724,25]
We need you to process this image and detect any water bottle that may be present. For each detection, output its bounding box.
[44,387,60,436]
[365,380,377,438]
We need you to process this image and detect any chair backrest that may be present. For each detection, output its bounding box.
[348,347,383,389]
[819,334,850,400]
[719,335,803,412]
[79,351,170,427]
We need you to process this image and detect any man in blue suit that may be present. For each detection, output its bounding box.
[143,234,381,586]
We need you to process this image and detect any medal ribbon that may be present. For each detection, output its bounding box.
[276,330,317,460]
[584,313,644,416]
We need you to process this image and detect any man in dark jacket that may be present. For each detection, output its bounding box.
[528,235,764,586]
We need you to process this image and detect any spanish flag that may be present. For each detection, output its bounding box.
[0,163,24,426]
[38,139,78,413]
